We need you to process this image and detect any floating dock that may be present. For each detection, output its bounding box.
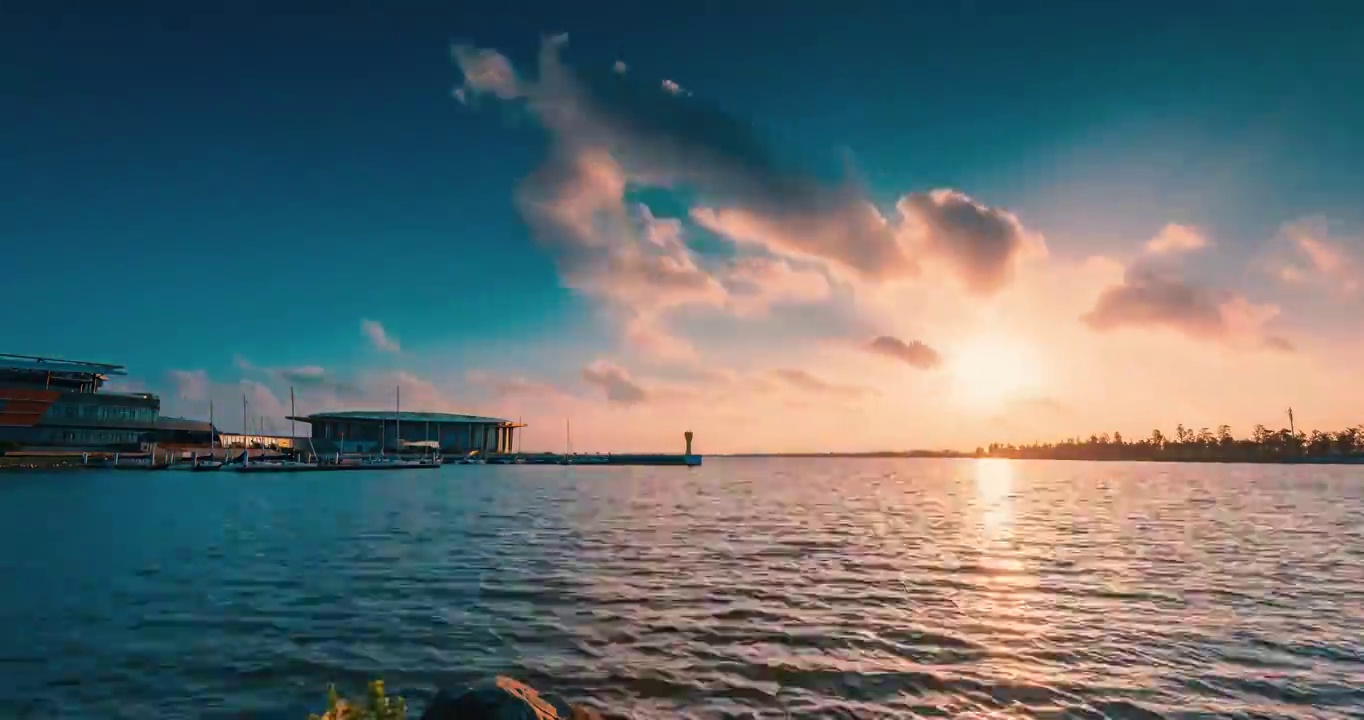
[459,430,702,466]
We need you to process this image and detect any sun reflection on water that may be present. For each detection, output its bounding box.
[975,458,1015,543]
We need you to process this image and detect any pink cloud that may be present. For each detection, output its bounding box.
[167,369,209,401]
[450,44,522,102]
[897,189,1045,296]
[719,256,831,315]
[1082,228,1283,349]
[454,35,1047,360]
[581,359,648,404]
[690,201,912,282]
[865,335,943,370]
[769,368,874,398]
[1276,217,1360,295]
[361,319,401,353]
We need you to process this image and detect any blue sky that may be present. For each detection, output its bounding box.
[3,2,1362,450]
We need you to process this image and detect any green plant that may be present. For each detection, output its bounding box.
[309,680,407,720]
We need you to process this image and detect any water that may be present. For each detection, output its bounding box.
[1,459,1361,719]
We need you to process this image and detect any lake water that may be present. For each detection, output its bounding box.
[0,459,1361,718]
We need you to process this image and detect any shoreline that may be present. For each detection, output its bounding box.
[722,453,1364,465]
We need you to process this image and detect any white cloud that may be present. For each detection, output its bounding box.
[1144,223,1209,255]
[361,319,401,353]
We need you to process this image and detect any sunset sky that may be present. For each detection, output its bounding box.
[4,2,1362,453]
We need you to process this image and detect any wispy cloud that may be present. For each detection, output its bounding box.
[361,319,401,353]
[1274,217,1360,296]
[770,368,873,397]
[581,359,648,404]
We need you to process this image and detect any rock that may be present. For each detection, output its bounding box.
[421,677,601,720]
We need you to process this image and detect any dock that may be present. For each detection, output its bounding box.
[467,452,702,466]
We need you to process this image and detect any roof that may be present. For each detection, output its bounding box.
[288,410,514,424]
[0,353,127,377]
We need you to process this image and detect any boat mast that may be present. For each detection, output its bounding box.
[396,384,401,455]
[209,399,215,450]
[290,386,296,442]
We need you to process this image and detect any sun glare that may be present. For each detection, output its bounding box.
[949,335,1044,410]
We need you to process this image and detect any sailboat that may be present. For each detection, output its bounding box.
[166,400,224,471]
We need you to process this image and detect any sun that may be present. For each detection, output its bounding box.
[948,335,1044,411]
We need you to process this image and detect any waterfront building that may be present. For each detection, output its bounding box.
[288,410,523,454]
[0,353,160,449]
[215,432,306,451]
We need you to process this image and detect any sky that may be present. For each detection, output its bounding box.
[3,1,1363,453]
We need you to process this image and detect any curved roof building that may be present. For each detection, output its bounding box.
[287,410,524,455]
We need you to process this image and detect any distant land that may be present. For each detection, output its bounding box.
[725,422,1364,465]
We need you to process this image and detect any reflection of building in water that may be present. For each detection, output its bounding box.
[288,410,525,454]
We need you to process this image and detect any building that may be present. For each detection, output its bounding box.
[154,417,217,446]
[288,410,524,455]
[0,353,160,450]
[215,432,306,451]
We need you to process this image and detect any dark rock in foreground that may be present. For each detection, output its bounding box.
[420,677,601,720]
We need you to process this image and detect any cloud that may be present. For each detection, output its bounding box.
[1081,236,1282,347]
[454,35,1044,359]
[451,43,522,103]
[581,359,648,404]
[457,36,917,285]
[361,319,401,353]
[1275,217,1360,295]
[466,370,572,400]
[770,368,873,397]
[1263,335,1296,352]
[1144,223,1208,255]
[865,335,943,369]
[167,369,209,401]
[719,256,831,314]
[897,189,1045,296]
[275,365,328,386]
[690,201,912,281]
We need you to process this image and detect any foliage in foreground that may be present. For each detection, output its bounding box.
[309,680,407,720]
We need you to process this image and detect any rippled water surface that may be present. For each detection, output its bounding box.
[1,459,1362,718]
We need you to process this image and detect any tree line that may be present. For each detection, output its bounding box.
[980,423,1364,462]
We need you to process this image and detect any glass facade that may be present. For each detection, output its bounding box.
[0,426,145,447]
[309,419,513,453]
[45,401,158,425]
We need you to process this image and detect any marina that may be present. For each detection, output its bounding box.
[0,351,702,471]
